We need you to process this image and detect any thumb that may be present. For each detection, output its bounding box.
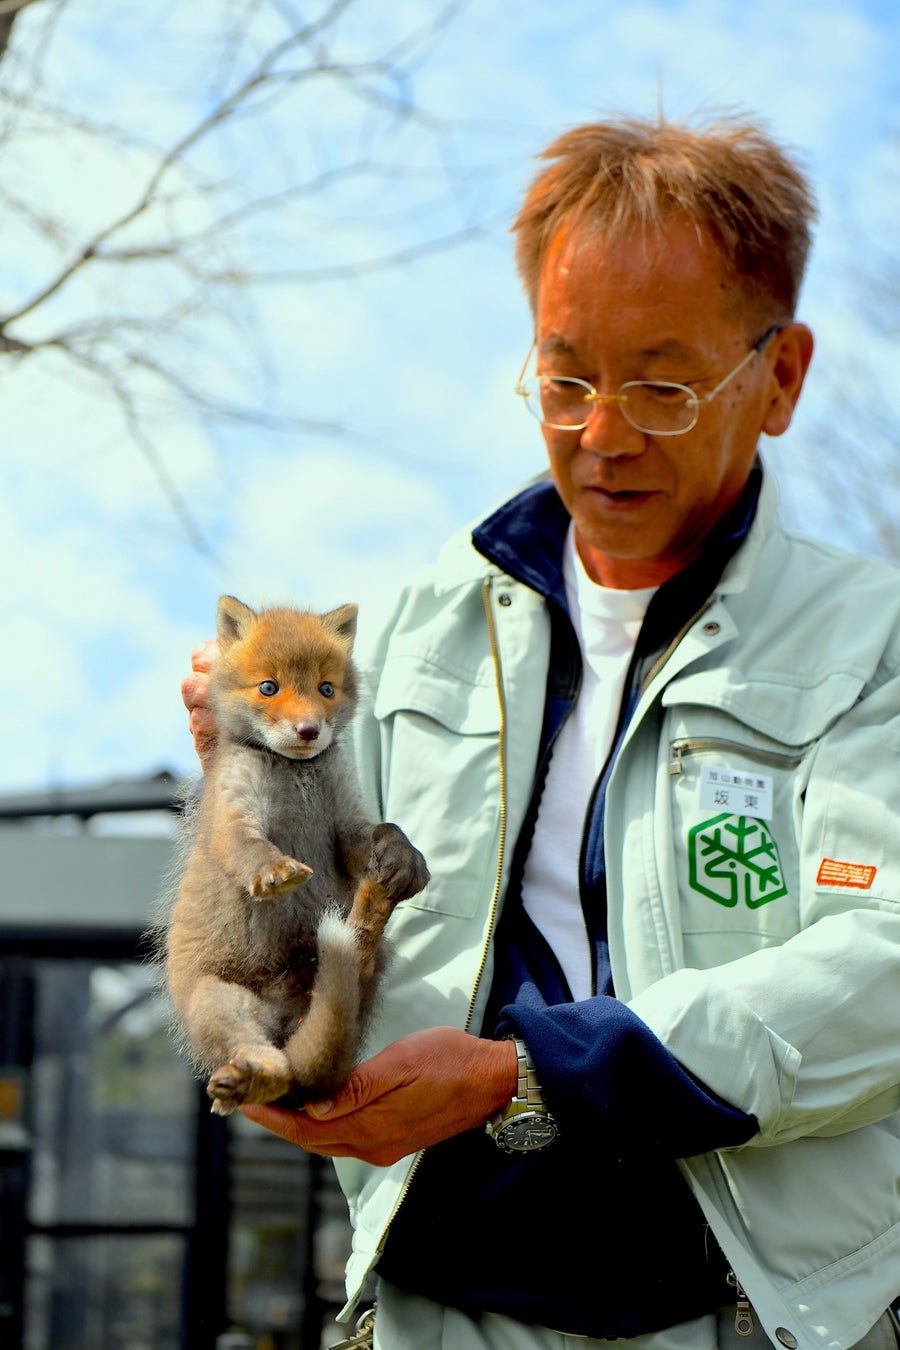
[306,1063,377,1119]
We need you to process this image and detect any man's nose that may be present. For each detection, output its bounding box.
[579,394,645,457]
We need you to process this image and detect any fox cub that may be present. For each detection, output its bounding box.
[163,595,429,1115]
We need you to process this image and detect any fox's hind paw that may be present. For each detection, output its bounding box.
[207,1054,292,1115]
[247,855,313,899]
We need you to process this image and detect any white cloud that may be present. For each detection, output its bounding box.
[215,444,460,612]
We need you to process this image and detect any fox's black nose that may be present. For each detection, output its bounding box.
[296,723,320,742]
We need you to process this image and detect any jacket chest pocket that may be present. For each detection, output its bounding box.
[666,721,809,960]
[374,658,503,919]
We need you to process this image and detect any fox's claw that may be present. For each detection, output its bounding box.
[369,823,430,901]
[207,1055,292,1114]
[247,856,313,899]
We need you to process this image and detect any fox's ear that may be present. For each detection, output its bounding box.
[216,595,258,648]
[322,603,358,648]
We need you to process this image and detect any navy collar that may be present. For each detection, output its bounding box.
[471,466,762,615]
[472,478,571,610]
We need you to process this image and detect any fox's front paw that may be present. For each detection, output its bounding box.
[247,856,313,899]
[369,823,430,900]
[207,1054,292,1115]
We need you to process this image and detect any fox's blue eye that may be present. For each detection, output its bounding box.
[258,680,279,697]
[319,681,335,698]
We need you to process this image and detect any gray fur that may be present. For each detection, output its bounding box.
[160,597,429,1114]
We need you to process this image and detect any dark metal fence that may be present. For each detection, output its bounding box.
[0,774,361,1350]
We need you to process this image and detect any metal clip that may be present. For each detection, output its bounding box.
[727,1270,755,1337]
[327,1306,376,1350]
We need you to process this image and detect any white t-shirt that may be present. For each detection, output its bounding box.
[520,528,656,1000]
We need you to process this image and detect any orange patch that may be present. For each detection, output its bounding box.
[0,1077,22,1121]
[816,857,877,890]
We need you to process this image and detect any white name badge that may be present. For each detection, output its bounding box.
[699,765,773,821]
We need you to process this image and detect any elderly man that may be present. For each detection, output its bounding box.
[184,116,900,1349]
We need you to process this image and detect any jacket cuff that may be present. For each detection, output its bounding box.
[497,995,758,1158]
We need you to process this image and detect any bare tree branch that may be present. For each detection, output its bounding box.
[238,219,496,283]
[45,337,220,563]
[0,0,498,556]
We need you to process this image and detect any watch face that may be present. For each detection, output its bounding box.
[495,1112,559,1153]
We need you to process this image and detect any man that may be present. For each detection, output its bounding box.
[184,115,900,1348]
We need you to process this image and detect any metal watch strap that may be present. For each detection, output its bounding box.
[485,1035,558,1151]
[511,1035,543,1109]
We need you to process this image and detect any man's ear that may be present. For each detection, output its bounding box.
[762,322,814,438]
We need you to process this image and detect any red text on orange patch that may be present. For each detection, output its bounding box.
[816,857,877,890]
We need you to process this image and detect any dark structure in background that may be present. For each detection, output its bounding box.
[0,772,359,1350]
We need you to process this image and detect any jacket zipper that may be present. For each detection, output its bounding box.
[363,579,511,1284]
[327,1306,375,1349]
[726,1270,756,1337]
[467,576,510,1028]
[669,737,805,775]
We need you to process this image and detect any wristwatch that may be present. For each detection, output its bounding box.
[485,1036,559,1153]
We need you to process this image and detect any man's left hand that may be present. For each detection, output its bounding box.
[239,1026,518,1166]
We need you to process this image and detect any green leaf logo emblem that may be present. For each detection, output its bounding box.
[688,813,788,909]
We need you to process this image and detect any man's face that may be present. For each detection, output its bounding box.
[534,220,809,588]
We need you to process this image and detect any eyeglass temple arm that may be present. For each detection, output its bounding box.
[695,323,784,407]
[515,339,537,391]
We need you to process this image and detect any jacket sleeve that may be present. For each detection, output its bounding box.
[628,673,900,1147]
[498,993,758,1158]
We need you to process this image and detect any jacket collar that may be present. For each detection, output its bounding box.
[469,464,764,611]
[471,475,571,609]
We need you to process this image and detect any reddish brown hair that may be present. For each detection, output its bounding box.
[513,114,817,319]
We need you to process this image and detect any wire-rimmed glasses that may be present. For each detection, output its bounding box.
[515,325,782,437]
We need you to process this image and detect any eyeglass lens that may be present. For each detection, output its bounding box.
[524,376,696,434]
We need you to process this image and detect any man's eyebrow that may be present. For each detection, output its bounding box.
[537,334,700,363]
[637,337,696,360]
[537,334,579,360]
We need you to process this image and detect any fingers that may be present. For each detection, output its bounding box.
[181,641,218,711]
[239,1103,318,1147]
[305,1068,373,1120]
[191,638,219,676]
[237,1103,366,1159]
[238,1101,411,1166]
[182,638,219,770]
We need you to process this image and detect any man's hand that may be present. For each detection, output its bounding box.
[181,639,219,771]
[239,1027,518,1167]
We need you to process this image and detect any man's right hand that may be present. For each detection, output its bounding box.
[181,639,219,772]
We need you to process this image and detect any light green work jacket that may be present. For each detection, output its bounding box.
[336,473,900,1350]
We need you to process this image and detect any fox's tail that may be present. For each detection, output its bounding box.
[282,906,372,1096]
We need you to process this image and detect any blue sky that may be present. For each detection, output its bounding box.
[2,0,899,801]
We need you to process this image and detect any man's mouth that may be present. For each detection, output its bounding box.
[587,484,657,503]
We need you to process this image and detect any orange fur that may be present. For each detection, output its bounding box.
[161,596,429,1114]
